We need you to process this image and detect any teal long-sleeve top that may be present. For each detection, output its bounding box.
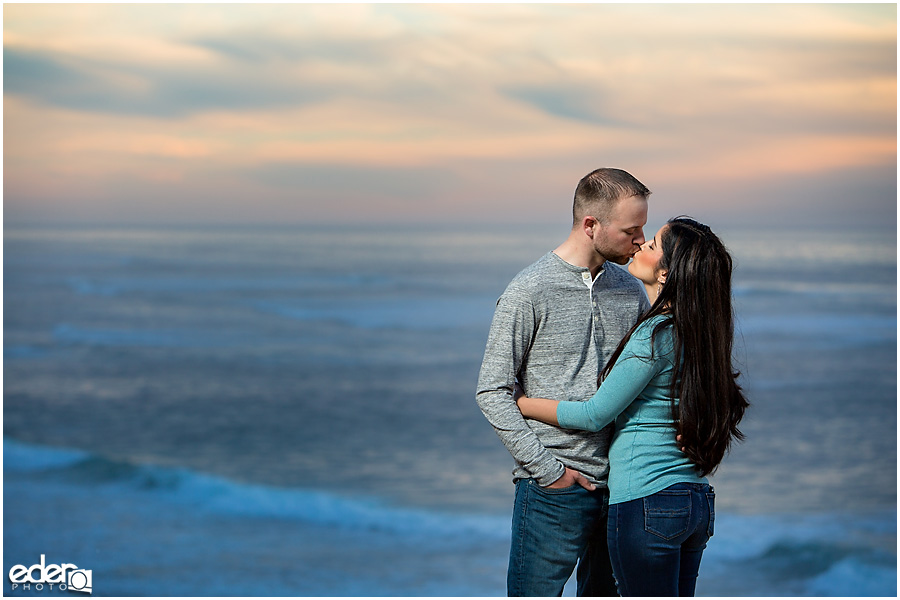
[556,314,707,504]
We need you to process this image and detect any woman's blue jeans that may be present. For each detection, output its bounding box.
[508,478,618,597]
[607,482,715,597]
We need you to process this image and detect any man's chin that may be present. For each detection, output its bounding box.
[610,256,631,266]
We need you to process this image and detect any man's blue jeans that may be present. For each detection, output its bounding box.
[607,482,715,597]
[507,478,618,597]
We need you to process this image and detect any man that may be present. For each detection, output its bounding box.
[476,168,651,596]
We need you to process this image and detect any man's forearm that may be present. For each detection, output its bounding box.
[476,388,565,485]
[476,292,565,486]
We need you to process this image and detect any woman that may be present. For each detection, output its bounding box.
[516,216,749,596]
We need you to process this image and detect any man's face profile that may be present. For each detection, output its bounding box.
[593,195,648,265]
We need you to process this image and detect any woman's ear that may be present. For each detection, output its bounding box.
[657,271,667,284]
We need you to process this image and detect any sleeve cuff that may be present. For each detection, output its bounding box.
[532,460,566,487]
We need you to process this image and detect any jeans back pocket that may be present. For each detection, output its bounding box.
[643,489,691,540]
[706,491,716,538]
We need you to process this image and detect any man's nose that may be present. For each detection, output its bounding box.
[633,229,646,246]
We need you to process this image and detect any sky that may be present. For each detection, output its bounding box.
[3,3,897,228]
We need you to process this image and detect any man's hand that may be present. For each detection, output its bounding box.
[545,466,596,491]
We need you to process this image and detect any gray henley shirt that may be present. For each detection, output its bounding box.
[476,251,649,487]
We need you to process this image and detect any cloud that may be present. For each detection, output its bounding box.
[2,4,895,226]
[501,86,636,127]
[5,28,507,120]
[247,162,460,202]
[756,37,896,81]
[655,163,898,230]
[192,34,396,66]
[4,46,333,117]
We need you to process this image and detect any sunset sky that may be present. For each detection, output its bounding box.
[4,3,896,228]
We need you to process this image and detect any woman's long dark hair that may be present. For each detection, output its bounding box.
[600,216,749,476]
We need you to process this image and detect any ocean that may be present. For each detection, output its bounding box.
[3,223,896,596]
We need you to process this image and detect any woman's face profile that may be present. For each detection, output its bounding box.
[628,225,666,285]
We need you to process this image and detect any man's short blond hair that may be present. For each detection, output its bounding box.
[572,168,651,226]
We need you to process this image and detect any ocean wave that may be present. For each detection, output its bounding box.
[64,273,395,297]
[806,556,899,597]
[4,439,91,471]
[4,439,508,542]
[252,296,496,330]
[3,345,50,360]
[735,313,896,342]
[50,324,250,349]
[5,439,896,596]
[733,281,895,298]
[699,512,896,596]
[53,324,187,347]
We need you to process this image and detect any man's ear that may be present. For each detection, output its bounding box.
[582,216,599,238]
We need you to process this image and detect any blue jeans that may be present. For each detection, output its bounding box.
[607,483,715,597]
[508,478,618,597]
